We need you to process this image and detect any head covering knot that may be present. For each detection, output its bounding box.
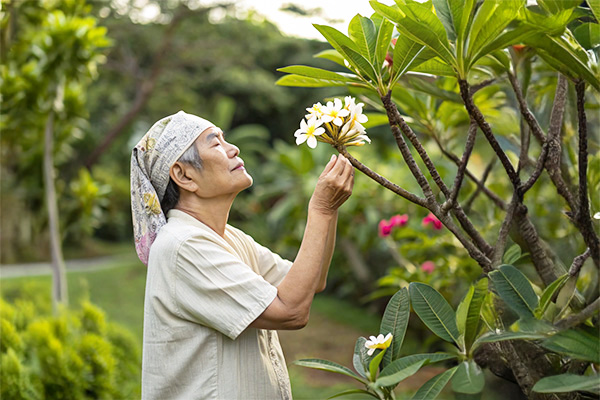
[130,110,214,265]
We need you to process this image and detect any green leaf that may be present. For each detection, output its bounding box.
[411,57,456,77]
[369,1,405,24]
[489,264,538,319]
[411,367,458,400]
[538,0,581,14]
[409,282,460,344]
[470,23,532,68]
[451,360,485,394]
[405,75,462,102]
[294,359,367,384]
[380,288,410,367]
[392,2,456,66]
[503,244,522,265]
[432,0,462,41]
[573,22,600,50]
[314,49,348,68]
[524,31,600,91]
[374,17,394,70]
[457,0,477,43]
[348,14,377,63]
[467,0,524,64]
[555,275,577,314]
[277,66,362,83]
[376,359,426,388]
[473,331,548,348]
[341,45,379,82]
[456,278,488,352]
[532,373,600,394]
[276,74,354,88]
[589,0,600,22]
[369,348,387,381]
[541,328,600,363]
[380,353,456,384]
[313,24,378,82]
[328,389,380,399]
[535,274,569,319]
[353,337,370,378]
[392,35,427,82]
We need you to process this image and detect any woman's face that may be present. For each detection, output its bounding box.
[190,126,253,199]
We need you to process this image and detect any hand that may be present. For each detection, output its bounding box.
[308,154,354,216]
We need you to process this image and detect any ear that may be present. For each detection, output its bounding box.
[170,162,199,193]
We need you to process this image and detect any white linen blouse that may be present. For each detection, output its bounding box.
[141,209,292,400]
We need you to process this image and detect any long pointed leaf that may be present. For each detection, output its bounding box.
[451,360,485,394]
[380,353,455,381]
[369,1,405,24]
[532,373,600,394]
[349,14,377,63]
[411,57,456,77]
[432,0,462,41]
[380,287,410,367]
[314,49,348,68]
[409,282,460,344]
[470,23,532,68]
[277,66,362,83]
[353,337,370,378]
[589,0,600,22]
[489,264,538,319]
[376,359,426,388]
[456,278,488,352]
[276,74,356,88]
[411,367,458,400]
[294,359,368,384]
[541,328,600,363]
[535,274,569,319]
[392,35,426,82]
[394,16,456,67]
[374,17,394,70]
[328,389,380,399]
[473,331,548,349]
[369,348,387,381]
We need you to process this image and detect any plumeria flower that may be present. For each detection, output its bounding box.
[295,117,325,149]
[365,333,393,356]
[344,96,356,110]
[378,219,393,237]
[421,261,435,274]
[594,212,600,220]
[390,214,409,227]
[422,212,443,230]
[305,102,325,120]
[321,98,350,127]
[340,102,368,138]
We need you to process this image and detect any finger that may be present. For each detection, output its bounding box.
[328,154,346,176]
[321,154,337,176]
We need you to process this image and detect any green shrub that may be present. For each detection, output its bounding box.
[0,287,140,399]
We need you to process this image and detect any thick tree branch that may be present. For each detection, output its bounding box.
[569,248,591,277]
[380,92,436,202]
[574,81,600,268]
[85,7,193,169]
[555,297,600,331]
[459,79,521,188]
[508,72,546,144]
[383,92,494,256]
[441,119,478,214]
[335,146,427,207]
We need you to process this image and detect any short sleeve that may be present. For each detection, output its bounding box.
[253,242,292,287]
[173,236,278,340]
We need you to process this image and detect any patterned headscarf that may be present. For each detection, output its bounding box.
[130,110,215,265]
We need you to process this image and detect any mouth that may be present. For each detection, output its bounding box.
[232,162,245,171]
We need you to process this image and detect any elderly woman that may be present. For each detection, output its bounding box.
[131,111,354,400]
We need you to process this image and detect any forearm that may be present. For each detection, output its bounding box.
[316,211,337,292]
[278,209,336,312]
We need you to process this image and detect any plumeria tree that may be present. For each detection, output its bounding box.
[278,0,599,398]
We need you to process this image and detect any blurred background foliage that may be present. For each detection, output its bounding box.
[1,0,598,398]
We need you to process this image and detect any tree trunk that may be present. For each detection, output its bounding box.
[43,110,68,311]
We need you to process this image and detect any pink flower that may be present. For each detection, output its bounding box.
[421,261,435,274]
[390,214,408,227]
[378,219,393,237]
[422,212,443,230]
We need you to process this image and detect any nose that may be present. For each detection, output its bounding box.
[226,141,240,158]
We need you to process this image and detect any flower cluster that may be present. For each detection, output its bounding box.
[378,214,408,237]
[365,333,393,356]
[422,212,443,230]
[295,96,371,149]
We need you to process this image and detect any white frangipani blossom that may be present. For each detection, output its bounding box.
[321,98,350,127]
[295,116,325,149]
[594,212,600,220]
[365,333,393,356]
[293,96,371,148]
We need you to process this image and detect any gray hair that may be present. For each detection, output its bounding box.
[160,144,203,215]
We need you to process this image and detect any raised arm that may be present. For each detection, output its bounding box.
[249,154,353,330]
